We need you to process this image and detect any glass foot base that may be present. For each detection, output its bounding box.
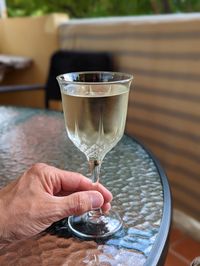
[68,210,122,240]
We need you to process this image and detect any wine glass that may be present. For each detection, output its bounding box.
[57,71,133,239]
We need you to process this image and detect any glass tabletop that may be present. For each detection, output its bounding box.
[0,106,171,266]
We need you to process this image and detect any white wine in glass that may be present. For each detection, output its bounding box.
[57,72,133,239]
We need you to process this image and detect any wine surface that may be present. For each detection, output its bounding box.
[61,85,129,159]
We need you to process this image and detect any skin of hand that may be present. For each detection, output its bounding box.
[0,163,112,241]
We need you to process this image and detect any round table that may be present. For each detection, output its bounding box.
[0,106,171,266]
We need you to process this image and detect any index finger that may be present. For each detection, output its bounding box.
[48,166,112,203]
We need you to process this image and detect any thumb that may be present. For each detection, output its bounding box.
[57,191,104,218]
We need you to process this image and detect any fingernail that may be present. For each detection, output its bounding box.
[90,193,103,209]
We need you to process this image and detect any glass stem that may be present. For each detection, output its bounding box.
[89,159,101,183]
[88,159,102,217]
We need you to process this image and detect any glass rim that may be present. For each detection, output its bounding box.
[56,71,133,85]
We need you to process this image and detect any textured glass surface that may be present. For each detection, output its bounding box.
[0,107,163,265]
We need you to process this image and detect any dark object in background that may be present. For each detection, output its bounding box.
[45,50,114,108]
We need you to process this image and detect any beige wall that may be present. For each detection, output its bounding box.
[0,22,3,52]
[0,13,68,108]
[0,89,44,108]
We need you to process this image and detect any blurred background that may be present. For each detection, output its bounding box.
[4,0,200,18]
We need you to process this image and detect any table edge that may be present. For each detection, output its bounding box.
[127,135,172,266]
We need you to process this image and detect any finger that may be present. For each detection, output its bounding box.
[29,163,93,194]
[44,166,112,202]
[41,165,93,193]
[55,183,113,204]
[101,202,111,213]
[50,167,92,192]
[56,191,104,218]
[92,182,113,203]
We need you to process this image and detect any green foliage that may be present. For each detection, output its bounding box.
[6,0,200,18]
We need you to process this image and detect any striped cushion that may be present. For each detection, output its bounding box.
[58,14,200,221]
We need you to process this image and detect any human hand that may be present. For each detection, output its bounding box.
[0,163,112,241]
